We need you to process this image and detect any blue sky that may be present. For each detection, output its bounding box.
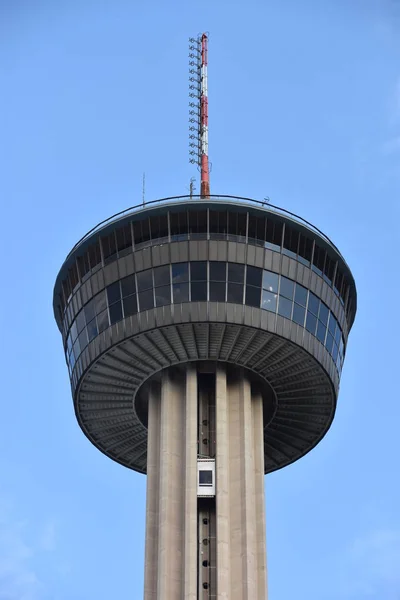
[1,1,400,598]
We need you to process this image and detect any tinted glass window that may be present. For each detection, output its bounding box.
[170,211,188,237]
[210,281,226,302]
[328,313,337,336]
[154,265,170,287]
[312,245,325,276]
[121,274,136,298]
[265,219,283,250]
[248,215,265,241]
[137,270,153,292]
[308,292,319,316]
[245,285,261,307]
[246,266,262,287]
[227,283,243,303]
[191,282,207,301]
[298,235,313,265]
[70,321,78,342]
[76,310,86,334]
[116,224,132,254]
[228,263,244,283]
[191,262,207,281]
[326,332,334,353]
[107,282,121,305]
[123,294,138,317]
[138,290,154,311]
[262,271,278,292]
[109,301,123,324]
[210,262,226,281]
[172,262,189,283]
[101,232,117,260]
[280,277,294,300]
[283,226,299,258]
[173,282,189,303]
[261,290,277,312]
[294,284,307,307]
[84,299,96,324]
[316,320,326,344]
[92,292,106,317]
[155,285,171,307]
[209,210,227,235]
[292,304,305,326]
[306,311,317,335]
[319,302,329,325]
[87,319,98,342]
[97,309,109,333]
[78,329,88,351]
[278,296,292,319]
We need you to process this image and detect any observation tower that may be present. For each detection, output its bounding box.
[53,34,357,599]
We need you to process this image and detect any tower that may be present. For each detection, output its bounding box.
[53,34,357,599]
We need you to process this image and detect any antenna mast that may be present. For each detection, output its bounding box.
[189,33,210,198]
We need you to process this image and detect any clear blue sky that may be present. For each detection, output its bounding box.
[1,1,400,598]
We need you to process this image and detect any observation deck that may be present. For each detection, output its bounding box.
[53,195,357,474]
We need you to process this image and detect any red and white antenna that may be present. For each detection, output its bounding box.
[189,33,210,198]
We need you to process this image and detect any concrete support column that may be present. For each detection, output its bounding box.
[144,367,198,600]
[215,364,231,599]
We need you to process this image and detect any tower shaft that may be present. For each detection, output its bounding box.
[143,364,267,599]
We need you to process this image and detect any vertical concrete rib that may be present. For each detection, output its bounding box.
[215,365,231,598]
[157,369,185,598]
[239,373,257,600]
[144,382,161,600]
[184,365,198,599]
[252,389,268,599]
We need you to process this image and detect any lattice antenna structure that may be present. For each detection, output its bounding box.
[189,33,210,198]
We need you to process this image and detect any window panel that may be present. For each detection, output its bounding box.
[334,324,341,345]
[209,210,227,235]
[70,321,78,342]
[306,311,317,335]
[76,310,86,334]
[87,318,98,342]
[191,262,207,281]
[308,292,320,316]
[172,262,189,283]
[78,328,88,352]
[282,225,299,259]
[280,276,295,300]
[137,270,153,292]
[210,261,226,281]
[294,284,307,307]
[325,332,334,353]
[324,254,335,284]
[189,210,207,235]
[191,282,207,301]
[262,271,278,293]
[116,224,132,254]
[150,214,168,240]
[261,290,277,312]
[245,285,261,308]
[319,302,329,325]
[73,338,81,360]
[88,240,101,270]
[316,320,327,344]
[97,309,109,333]
[328,313,337,336]
[123,294,138,317]
[109,301,123,324]
[101,231,117,261]
[154,265,170,287]
[312,245,325,277]
[265,219,283,250]
[155,285,171,307]
[228,263,244,283]
[298,235,313,265]
[138,290,154,311]
[170,211,188,238]
[248,215,265,243]
[173,282,189,303]
[332,342,339,361]
[107,281,121,305]
[68,263,79,291]
[93,291,106,316]
[278,296,292,319]
[292,304,306,326]
[121,274,136,298]
[84,299,96,324]
[227,283,243,303]
[246,265,262,287]
[210,281,226,302]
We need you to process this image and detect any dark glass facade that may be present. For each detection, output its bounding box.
[64,261,345,376]
[57,207,353,323]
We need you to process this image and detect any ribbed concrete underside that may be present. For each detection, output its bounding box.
[144,365,267,599]
[78,322,334,474]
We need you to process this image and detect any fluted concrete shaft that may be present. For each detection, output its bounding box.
[144,365,267,599]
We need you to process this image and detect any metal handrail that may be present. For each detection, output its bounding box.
[65,194,342,261]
